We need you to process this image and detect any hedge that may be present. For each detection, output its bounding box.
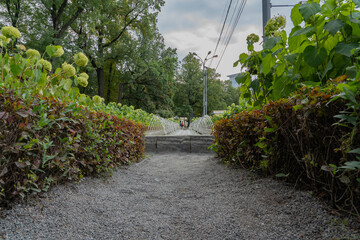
[213,81,360,217]
[0,88,145,207]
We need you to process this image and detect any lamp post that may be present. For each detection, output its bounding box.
[192,51,218,116]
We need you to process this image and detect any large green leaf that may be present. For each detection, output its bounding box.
[353,0,360,7]
[263,37,282,50]
[33,69,42,82]
[235,72,250,84]
[298,2,321,21]
[324,19,344,36]
[324,0,337,10]
[262,54,276,75]
[334,42,359,57]
[291,4,303,26]
[249,79,260,93]
[46,45,56,58]
[63,79,73,92]
[324,34,339,51]
[291,26,315,37]
[303,46,327,68]
[10,64,23,77]
[284,53,298,65]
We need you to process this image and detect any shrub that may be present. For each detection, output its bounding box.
[0,88,145,207]
[213,82,360,217]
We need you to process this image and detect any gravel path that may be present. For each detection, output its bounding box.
[1,153,359,240]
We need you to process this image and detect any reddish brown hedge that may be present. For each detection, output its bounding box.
[0,88,145,207]
[213,85,360,217]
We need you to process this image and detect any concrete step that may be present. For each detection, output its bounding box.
[145,135,214,153]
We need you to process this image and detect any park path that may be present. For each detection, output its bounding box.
[1,153,359,240]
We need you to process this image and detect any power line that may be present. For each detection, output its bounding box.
[215,0,247,71]
[210,0,232,66]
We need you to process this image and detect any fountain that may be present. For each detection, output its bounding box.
[146,115,179,136]
[145,115,214,153]
[189,115,213,135]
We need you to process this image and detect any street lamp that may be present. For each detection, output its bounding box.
[192,51,218,116]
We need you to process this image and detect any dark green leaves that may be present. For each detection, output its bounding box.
[263,37,282,50]
[334,42,360,57]
[303,46,327,68]
[291,26,315,37]
[298,2,321,21]
[352,0,360,8]
[324,19,344,36]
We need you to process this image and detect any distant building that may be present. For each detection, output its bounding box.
[211,110,225,116]
[227,73,240,88]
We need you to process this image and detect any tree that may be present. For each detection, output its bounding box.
[173,53,203,117]
[72,0,165,97]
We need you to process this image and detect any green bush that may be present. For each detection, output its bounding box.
[213,80,360,217]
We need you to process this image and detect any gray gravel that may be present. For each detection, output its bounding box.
[1,153,359,240]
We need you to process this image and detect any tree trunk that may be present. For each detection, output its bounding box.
[117,82,125,103]
[97,68,105,97]
[106,62,113,103]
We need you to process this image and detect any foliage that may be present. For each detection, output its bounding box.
[173,53,240,118]
[213,80,360,217]
[0,27,147,206]
[234,0,360,107]
[0,89,145,206]
[0,0,177,118]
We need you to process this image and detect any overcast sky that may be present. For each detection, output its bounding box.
[157,0,302,80]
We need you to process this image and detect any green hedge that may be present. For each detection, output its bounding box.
[0,88,145,207]
[213,83,360,217]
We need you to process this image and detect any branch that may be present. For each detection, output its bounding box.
[56,6,84,38]
[103,4,147,49]
[56,0,68,20]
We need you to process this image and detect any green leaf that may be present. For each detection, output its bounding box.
[353,0,360,7]
[334,42,360,57]
[346,66,357,79]
[291,26,315,37]
[275,173,289,178]
[293,105,303,111]
[303,46,327,68]
[38,73,48,86]
[46,45,56,58]
[63,79,73,92]
[334,114,357,125]
[264,127,277,133]
[275,63,286,77]
[264,37,282,50]
[235,72,249,84]
[249,79,260,93]
[324,0,337,10]
[291,4,303,26]
[349,148,360,154]
[262,54,276,75]
[324,19,344,36]
[321,60,333,80]
[298,2,321,21]
[324,34,339,52]
[339,161,360,170]
[33,69,42,82]
[10,64,23,77]
[349,12,360,24]
[343,86,357,105]
[284,53,298,65]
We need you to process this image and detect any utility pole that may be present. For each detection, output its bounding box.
[262,0,271,42]
[262,0,304,42]
[192,51,218,116]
